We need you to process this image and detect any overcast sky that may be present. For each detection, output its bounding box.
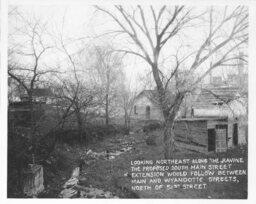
[8,5,150,89]
[8,4,247,90]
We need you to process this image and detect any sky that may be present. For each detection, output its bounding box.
[8,5,150,89]
[8,4,248,91]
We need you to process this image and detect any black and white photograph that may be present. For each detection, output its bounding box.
[1,0,256,201]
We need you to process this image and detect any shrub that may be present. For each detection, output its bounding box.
[142,120,163,133]
[55,123,120,145]
[145,135,157,146]
[84,124,118,141]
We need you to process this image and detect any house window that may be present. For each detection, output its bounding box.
[134,105,137,114]
[191,108,194,117]
[233,123,238,146]
[212,101,224,106]
[208,129,216,151]
[146,105,150,119]
[215,124,228,152]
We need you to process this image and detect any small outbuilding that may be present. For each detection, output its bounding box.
[131,90,164,121]
[132,86,247,153]
[174,117,240,153]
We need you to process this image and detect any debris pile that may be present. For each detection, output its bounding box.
[85,145,133,160]
[59,167,118,198]
[59,135,136,198]
[59,167,80,198]
[75,185,118,198]
[59,188,77,198]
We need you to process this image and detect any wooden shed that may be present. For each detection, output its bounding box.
[174,117,239,153]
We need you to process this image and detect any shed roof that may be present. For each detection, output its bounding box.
[193,86,239,109]
[176,116,228,122]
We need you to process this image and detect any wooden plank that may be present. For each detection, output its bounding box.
[215,125,228,152]
[174,120,208,147]
[175,141,207,153]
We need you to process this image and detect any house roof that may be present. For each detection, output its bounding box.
[176,116,228,122]
[136,86,241,112]
[193,86,240,109]
[136,90,159,104]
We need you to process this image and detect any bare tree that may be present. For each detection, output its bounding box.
[120,84,138,131]
[86,45,125,125]
[8,10,56,107]
[7,9,61,192]
[52,30,101,142]
[95,5,248,158]
[53,75,96,140]
[8,9,60,160]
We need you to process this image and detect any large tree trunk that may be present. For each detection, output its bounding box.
[28,90,37,159]
[151,62,185,158]
[75,109,83,143]
[124,109,130,131]
[105,93,109,125]
[124,109,128,129]
[163,118,175,159]
[28,91,34,124]
[161,94,185,159]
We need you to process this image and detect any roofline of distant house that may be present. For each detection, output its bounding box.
[176,116,229,122]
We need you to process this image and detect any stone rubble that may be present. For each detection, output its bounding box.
[59,188,78,198]
[59,175,119,198]
[85,146,133,160]
[59,137,135,198]
[63,177,78,189]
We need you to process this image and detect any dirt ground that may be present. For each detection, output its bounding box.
[42,129,247,199]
